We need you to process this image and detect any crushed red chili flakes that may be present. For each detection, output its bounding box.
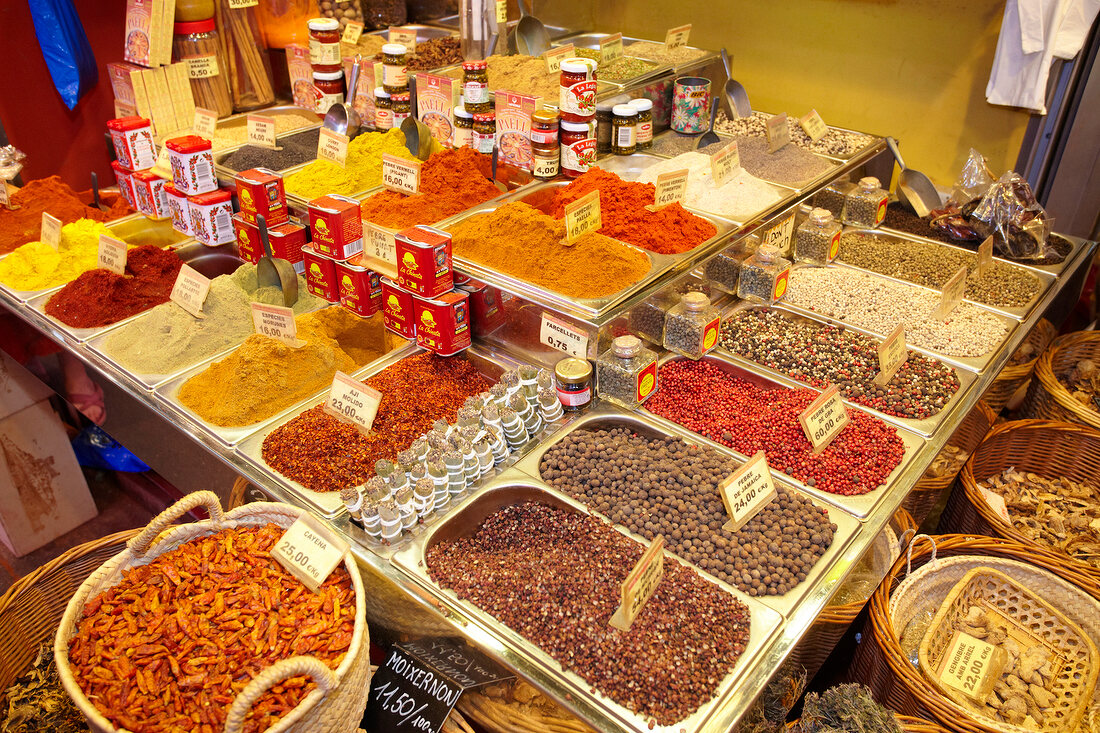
[68,524,356,733]
[646,359,905,496]
[262,352,491,492]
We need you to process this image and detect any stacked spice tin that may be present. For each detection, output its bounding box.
[231,168,307,274]
[301,194,385,318]
[107,116,166,222]
[162,133,234,246]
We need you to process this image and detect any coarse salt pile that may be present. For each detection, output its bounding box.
[638,152,786,221]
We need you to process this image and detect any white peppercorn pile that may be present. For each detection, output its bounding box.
[838,231,1041,308]
[713,111,874,158]
[425,501,751,726]
[720,309,961,419]
[785,267,1009,357]
[649,134,837,188]
[539,426,837,596]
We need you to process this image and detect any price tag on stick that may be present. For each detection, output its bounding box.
[388,26,417,53]
[718,451,778,532]
[364,222,398,271]
[193,107,218,137]
[540,313,589,358]
[97,235,128,275]
[563,189,601,245]
[41,212,62,251]
[272,514,350,593]
[382,154,421,194]
[609,535,665,631]
[710,141,741,187]
[543,44,574,74]
[799,109,829,142]
[664,24,691,49]
[324,371,383,433]
[600,33,624,63]
[936,265,969,320]
[976,235,994,278]
[759,211,796,253]
[495,0,508,24]
[342,21,364,45]
[170,264,211,318]
[874,323,908,386]
[936,631,1007,702]
[798,384,850,453]
[246,114,277,148]
[766,112,790,153]
[645,168,690,211]
[317,128,350,168]
[251,302,303,346]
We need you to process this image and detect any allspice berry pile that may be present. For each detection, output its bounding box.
[539,426,837,596]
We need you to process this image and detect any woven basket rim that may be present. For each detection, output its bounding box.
[1032,331,1100,428]
[991,319,1058,382]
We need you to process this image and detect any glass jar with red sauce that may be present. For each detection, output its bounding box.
[560,119,595,178]
[530,107,559,180]
[558,58,598,123]
[307,18,341,73]
[313,70,345,114]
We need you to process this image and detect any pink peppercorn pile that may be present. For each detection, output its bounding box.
[646,360,905,496]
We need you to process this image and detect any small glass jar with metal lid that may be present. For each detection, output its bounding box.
[391,92,411,127]
[453,104,474,148]
[663,291,721,359]
[596,335,658,410]
[611,104,637,155]
[473,113,496,154]
[530,107,560,180]
[595,100,615,154]
[842,176,888,228]
[461,60,490,113]
[307,17,341,73]
[381,43,409,94]
[628,98,653,149]
[795,207,843,265]
[554,357,592,411]
[738,243,792,304]
[374,87,392,130]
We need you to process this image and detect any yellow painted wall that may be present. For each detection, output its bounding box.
[581,0,1033,185]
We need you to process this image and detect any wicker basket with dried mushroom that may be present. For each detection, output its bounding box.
[1061,359,1100,412]
[977,468,1100,570]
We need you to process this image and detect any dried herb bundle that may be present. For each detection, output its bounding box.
[1,644,88,733]
[737,662,807,733]
[797,685,902,733]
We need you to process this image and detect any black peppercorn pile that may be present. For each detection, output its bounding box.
[838,231,1042,308]
[539,426,837,596]
[719,309,960,420]
[426,502,751,726]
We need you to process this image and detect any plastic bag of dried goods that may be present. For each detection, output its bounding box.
[969,170,1053,261]
[949,147,995,206]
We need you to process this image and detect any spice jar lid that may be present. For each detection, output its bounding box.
[809,207,834,225]
[555,357,592,384]
[454,105,472,119]
[560,119,592,132]
[681,291,709,309]
[382,43,409,56]
[375,87,390,99]
[612,335,642,357]
[858,176,881,191]
[107,116,151,132]
[612,104,638,118]
[165,135,213,153]
[628,98,653,112]
[392,92,410,101]
[313,70,345,81]
[462,60,488,71]
[560,58,597,74]
[531,107,559,125]
[472,113,495,122]
[174,18,216,34]
[757,243,779,259]
[308,17,340,31]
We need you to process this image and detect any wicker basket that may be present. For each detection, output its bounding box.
[789,714,951,733]
[455,679,595,733]
[54,491,372,733]
[1024,331,1100,430]
[904,402,998,526]
[850,534,1100,733]
[941,420,1100,582]
[983,319,1058,414]
[917,567,1098,733]
[790,507,918,680]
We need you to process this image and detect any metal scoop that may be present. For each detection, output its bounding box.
[255,214,298,308]
[512,0,550,56]
[489,146,507,192]
[322,60,363,140]
[886,137,942,218]
[720,48,752,119]
[90,171,109,212]
[697,97,722,149]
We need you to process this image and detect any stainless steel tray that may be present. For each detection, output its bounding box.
[438,202,681,319]
[619,38,719,75]
[716,301,979,437]
[365,24,459,42]
[509,405,861,618]
[0,280,63,305]
[782,263,1021,374]
[25,291,152,344]
[209,106,321,154]
[877,227,1086,278]
[836,227,1055,321]
[212,126,324,182]
[751,110,883,164]
[640,352,927,519]
[233,343,564,528]
[108,213,194,249]
[547,41,673,90]
[390,478,784,733]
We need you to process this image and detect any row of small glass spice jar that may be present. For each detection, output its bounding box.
[341,365,565,543]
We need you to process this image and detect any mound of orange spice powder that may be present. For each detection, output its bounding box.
[549,168,717,254]
[0,176,131,255]
[359,147,502,229]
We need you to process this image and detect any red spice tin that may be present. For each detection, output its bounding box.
[111,161,137,211]
[395,225,453,298]
[336,255,383,317]
[456,278,507,337]
[165,135,216,195]
[233,213,259,263]
[413,290,471,356]
[382,276,416,338]
[235,168,288,227]
[107,116,157,171]
[187,188,235,246]
[303,245,340,302]
[269,220,308,275]
[308,194,363,260]
[164,183,190,235]
[131,169,170,220]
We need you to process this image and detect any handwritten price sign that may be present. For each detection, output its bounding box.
[324,371,383,433]
[718,451,777,531]
[609,535,665,631]
[382,154,422,195]
[563,189,601,245]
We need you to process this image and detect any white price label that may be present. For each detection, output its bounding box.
[227,0,259,8]
[317,128,350,168]
[664,24,691,49]
[798,384,849,453]
[977,235,994,278]
[799,109,828,142]
[273,515,350,593]
[710,141,740,187]
[388,26,417,53]
[936,265,969,320]
[251,302,303,346]
[609,535,665,631]
[41,212,62,251]
[937,631,1007,702]
[154,145,171,175]
[563,189,601,245]
[193,107,218,137]
[170,264,211,318]
[874,323,908,386]
[364,222,398,268]
[247,114,277,148]
[718,451,777,532]
[342,21,364,45]
[324,371,383,433]
[766,112,790,152]
[760,211,796,252]
[540,313,589,358]
[97,235,128,276]
[382,154,421,195]
[600,33,624,63]
[646,168,690,211]
[543,44,575,74]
